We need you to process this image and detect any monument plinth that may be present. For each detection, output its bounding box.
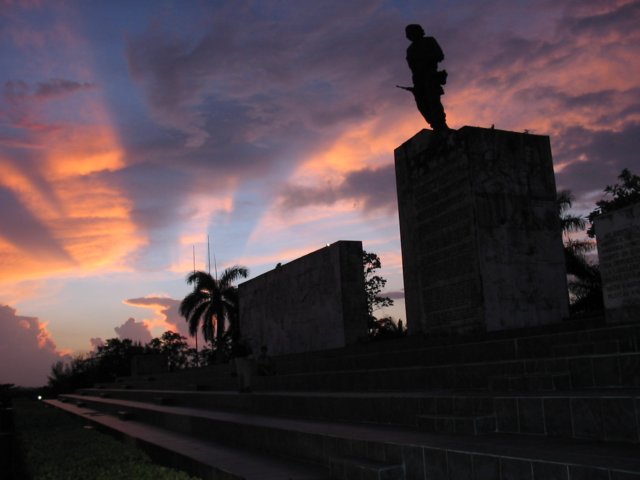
[395,127,568,335]
[595,202,640,324]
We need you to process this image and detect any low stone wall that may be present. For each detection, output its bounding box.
[238,241,368,355]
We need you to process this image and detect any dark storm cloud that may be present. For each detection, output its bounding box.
[34,78,94,98]
[2,78,94,101]
[124,0,401,149]
[0,185,73,262]
[514,86,640,127]
[555,122,640,201]
[426,0,640,216]
[2,80,30,101]
[95,163,199,270]
[444,0,638,97]
[99,162,194,232]
[280,164,397,213]
[567,0,640,36]
[118,0,406,264]
[343,165,398,212]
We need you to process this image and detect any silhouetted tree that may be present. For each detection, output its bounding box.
[369,316,407,339]
[557,190,603,314]
[363,250,396,338]
[363,251,394,316]
[179,267,248,349]
[94,338,145,379]
[146,331,191,370]
[48,354,97,394]
[587,168,640,237]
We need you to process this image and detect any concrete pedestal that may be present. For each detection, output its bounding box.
[595,202,640,324]
[395,127,568,335]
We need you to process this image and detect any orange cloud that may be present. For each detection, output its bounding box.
[123,296,191,341]
[0,100,145,283]
[0,7,147,284]
[292,115,418,185]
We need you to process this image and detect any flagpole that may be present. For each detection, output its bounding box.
[193,245,198,365]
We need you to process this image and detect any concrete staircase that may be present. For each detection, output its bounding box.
[48,320,640,479]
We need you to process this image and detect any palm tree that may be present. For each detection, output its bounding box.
[557,190,603,313]
[179,266,249,347]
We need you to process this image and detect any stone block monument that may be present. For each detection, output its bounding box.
[395,127,569,335]
[595,202,640,324]
[238,240,367,355]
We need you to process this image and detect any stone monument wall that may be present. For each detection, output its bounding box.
[238,240,367,355]
[395,127,569,335]
[595,202,640,324]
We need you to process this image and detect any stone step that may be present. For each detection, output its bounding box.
[552,339,621,357]
[46,399,330,480]
[77,389,425,428]
[328,457,404,480]
[70,388,640,445]
[488,372,572,392]
[75,389,497,431]
[105,350,640,394]
[48,396,640,478]
[416,414,496,435]
[495,393,640,443]
[274,323,640,373]
[249,352,639,392]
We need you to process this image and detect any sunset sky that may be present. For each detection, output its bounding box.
[1,0,639,386]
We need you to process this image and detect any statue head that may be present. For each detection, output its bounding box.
[405,24,425,42]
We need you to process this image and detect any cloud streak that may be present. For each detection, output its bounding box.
[279,164,397,214]
[0,185,73,262]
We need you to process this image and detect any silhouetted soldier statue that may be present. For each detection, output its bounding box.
[398,24,449,133]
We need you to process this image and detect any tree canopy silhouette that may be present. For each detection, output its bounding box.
[587,168,640,237]
[363,250,394,316]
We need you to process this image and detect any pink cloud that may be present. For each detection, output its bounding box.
[89,337,104,351]
[113,317,153,344]
[0,304,66,387]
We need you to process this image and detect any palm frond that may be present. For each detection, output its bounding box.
[179,264,248,347]
[219,266,249,287]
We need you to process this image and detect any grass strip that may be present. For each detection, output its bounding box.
[13,399,200,480]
